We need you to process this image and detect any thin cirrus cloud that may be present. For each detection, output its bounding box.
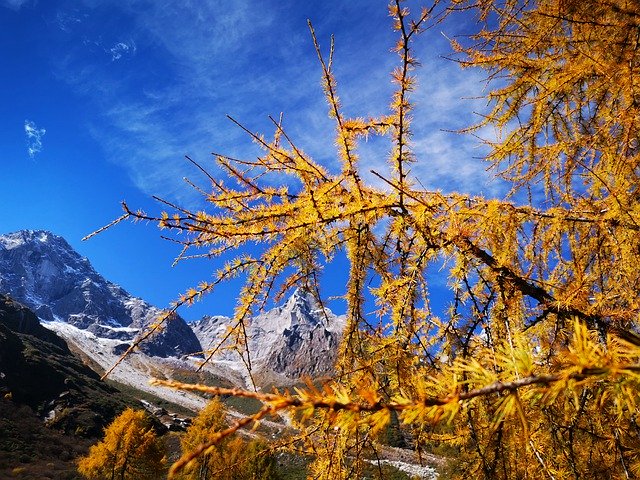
[55,10,85,32]
[51,0,288,204]
[24,120,46,158]
[1,0,30,10]
[53,1,499,204]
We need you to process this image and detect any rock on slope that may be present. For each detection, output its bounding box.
[191,289,345,385]
[0,230,201,357]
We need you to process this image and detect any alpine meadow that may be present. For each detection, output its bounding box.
[88,0,640,478]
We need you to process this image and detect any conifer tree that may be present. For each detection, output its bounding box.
[178,398,226,479]
[93,0,640,478]
[77,408,166,480]
[178,398,279,480]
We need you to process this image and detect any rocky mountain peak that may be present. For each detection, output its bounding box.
[0,230,99,318]
[0,229,93,270]
[266,288,333,332]
[0,229,344,386]
[286,288,321,316]
[0,229,60,248]
[0,230,201,358]
[192,288,345,385]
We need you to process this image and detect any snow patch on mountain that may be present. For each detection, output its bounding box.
[192,289,346,386]
[0,229,201,358]
[44,320,207,412]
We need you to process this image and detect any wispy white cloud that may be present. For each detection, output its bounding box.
[1,0,30,10]
[52,1,499,204]
[55,10,84,32]
[407,60,506,197]
[57,0,304,203]
[324,22,504,198]
[24,120,46,158]
[109,41,135,61]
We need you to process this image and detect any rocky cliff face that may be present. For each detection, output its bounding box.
[0,230,201,358]
[0,293,67,349]
[191,289,345,383]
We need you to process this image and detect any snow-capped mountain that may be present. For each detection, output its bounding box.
[0,230,201,358]
[192,289,346,384]
[0,230,346,389]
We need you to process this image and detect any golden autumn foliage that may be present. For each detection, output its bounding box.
[92,0,640,478]
[77,408,166,480]
[177,398,279,480]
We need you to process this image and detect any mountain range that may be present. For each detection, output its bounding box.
[0,230,443,480]
[192,288,345,385]
[0,229,199,357]
[0,230,345,393]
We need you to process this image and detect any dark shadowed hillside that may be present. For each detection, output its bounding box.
[0,294,130,436]
[0,295,134,479]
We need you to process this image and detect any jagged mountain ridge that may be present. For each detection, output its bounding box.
[0,230,345,386]
[192,289,345,383]
[0,230,200,357]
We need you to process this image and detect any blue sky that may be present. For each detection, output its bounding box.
[1,0,500,320]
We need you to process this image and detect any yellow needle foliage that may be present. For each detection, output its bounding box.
[94,0,640,478]
[77,408,166,480]
[177,398,279,480]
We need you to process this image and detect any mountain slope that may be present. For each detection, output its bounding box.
[0,229,346,391]
[191,289,345,385]
[0,294,130,437]
[0,230,201,358]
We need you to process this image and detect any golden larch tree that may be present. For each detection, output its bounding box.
[77,408,166,480]
[92,0,640,478]
[178,398,226,479]
[177,398,279,480]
